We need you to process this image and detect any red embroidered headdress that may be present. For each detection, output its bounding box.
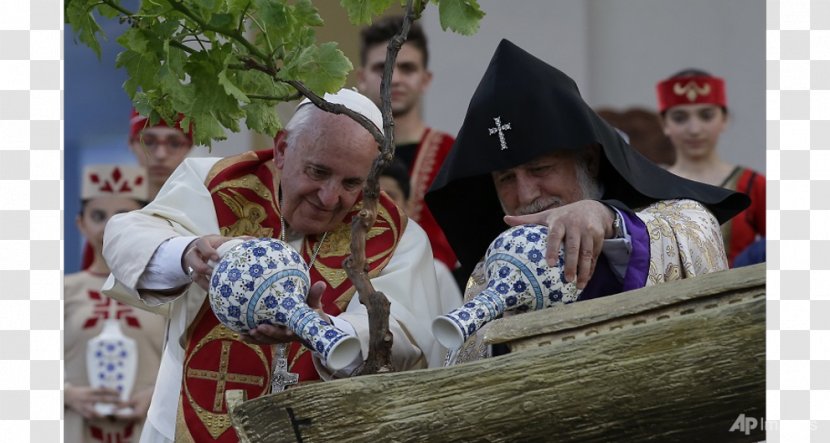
[129,108,193,142]
[82,164,149,201]
[656,75,727,112]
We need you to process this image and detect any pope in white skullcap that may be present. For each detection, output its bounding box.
[99,82,449,443]
[297,88,384,132]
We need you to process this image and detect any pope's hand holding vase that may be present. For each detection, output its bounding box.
[209,238,361,370]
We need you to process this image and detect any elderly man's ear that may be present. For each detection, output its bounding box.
[273,130,288,169]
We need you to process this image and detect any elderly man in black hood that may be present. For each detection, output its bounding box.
[426,40,750,364]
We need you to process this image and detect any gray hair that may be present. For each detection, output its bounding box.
[574,153,603,200]
[283,104,319,148]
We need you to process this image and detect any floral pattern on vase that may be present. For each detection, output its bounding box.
[86,318,137,416]
[209,238,360,370]
[432,224,581,349]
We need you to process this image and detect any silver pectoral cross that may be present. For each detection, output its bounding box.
[488,116,512,150]
[270,344,299,393]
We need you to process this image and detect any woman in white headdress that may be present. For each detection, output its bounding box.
[64,164,166,443]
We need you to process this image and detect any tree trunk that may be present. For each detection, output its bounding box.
[227,264,765,442]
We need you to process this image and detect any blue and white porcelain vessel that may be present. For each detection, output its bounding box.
[432,224,581,349]
[86,318,137,416]
[209,238,360,370]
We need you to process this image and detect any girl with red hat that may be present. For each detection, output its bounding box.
[657,69,766,266]
[128,108,194,200]
[65,165,166,443]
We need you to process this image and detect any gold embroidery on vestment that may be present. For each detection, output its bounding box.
[216,189,273,238]
[309,204,399,289]
[314,224,389,259]
[289,346,308,371]
[640,199,727,285]
[408,129,444,222]
[210,174,279,215]
[182,324,269,439]
[175,396,198,443]
[204,151,259,184]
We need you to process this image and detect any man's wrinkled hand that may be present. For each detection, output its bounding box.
[504,200,615,290]
[182,235,242,291]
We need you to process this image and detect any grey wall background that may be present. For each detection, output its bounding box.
[421,0,765,171]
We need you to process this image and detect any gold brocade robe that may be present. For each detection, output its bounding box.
[448,199,729,365]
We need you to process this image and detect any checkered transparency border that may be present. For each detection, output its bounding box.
[0,0,818,442]
[766,1,830,441]
[0,0,64,440]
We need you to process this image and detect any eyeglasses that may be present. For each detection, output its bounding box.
[133,136,191,151]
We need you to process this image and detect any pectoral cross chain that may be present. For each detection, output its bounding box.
[271,344,299,393]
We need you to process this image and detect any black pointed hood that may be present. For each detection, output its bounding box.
[426,39,749,280]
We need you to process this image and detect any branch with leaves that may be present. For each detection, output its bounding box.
[66,0,483,375]
[342,0,423,376]
[66,0,483,146]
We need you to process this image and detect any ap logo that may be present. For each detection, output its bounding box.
[729,413,762,435]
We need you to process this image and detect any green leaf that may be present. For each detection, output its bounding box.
[136,89,178,125]
[116,28,163,97]
[243,101,282,136]
[251,0,290,53]
[228,0,253,16]
[294,0,324,27]
[280,42,352,95]
[131,92,155,117]
[117,26,149,53]
[158,55,193,111]
[115,50,153,98]
[340,0,394,25]
[188,112,229,146]
[190,0,223,24]
[65,0,105,58]
[151,17,182,41]
[68,0,486,147]
[97,2,124,19]
[218,55,251,104]
[162,39,187,81]
[237,69,295,98]
[180,45,246,142]
[134,0,168,17]
[208,13,235,29]
[438,0,484,35]
[201,0,222,12]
